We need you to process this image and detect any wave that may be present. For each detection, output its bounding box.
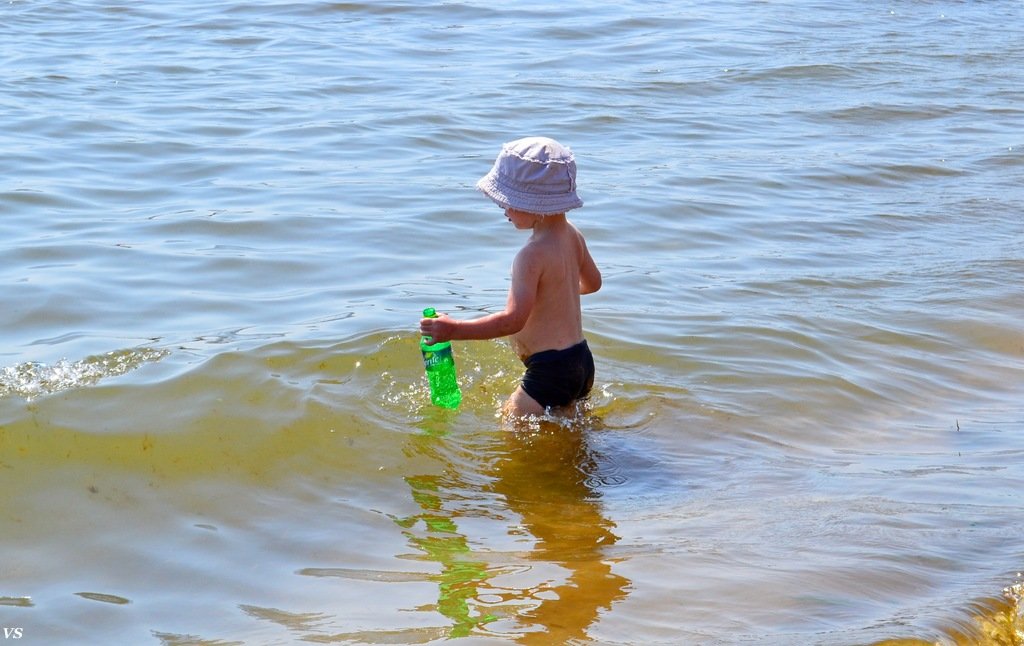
[0,347,167,400]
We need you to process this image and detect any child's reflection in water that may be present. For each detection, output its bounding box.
[400,418,630,642]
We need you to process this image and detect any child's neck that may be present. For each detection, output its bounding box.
[531,213,567,236]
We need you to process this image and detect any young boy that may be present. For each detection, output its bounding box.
[419,136,602,418]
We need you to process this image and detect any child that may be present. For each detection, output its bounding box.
[420,136,602,418]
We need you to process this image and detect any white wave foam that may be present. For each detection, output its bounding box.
[0,348,168,400]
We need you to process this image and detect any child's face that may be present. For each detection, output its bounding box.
[504,208,540,230]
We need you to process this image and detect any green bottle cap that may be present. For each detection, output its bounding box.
[423,307,437,318]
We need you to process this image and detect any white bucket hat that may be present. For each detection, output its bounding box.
[476,137,583,216]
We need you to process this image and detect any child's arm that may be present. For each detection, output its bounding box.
[578,233,602,295]
[419,248,540,343]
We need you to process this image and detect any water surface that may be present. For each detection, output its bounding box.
[2,1,1023,644]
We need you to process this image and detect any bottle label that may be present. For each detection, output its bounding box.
[422,346,452,369]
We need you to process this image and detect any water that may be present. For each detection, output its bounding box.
[2,1,1023,643]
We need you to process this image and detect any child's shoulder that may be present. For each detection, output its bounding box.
[521,222,582,261]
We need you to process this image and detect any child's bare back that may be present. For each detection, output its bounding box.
[508,214,600,361]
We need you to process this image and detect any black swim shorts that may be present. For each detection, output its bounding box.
[521,340,595,409]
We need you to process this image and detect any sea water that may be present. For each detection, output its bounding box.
[2,1,1023,643]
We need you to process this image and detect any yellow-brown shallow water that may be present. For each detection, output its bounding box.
[3,1,1024,644]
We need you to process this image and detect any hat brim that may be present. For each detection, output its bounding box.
[476,173,583,216]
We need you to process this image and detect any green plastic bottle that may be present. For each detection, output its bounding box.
[420,307,462,409]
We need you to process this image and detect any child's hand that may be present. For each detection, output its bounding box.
[420,313,455,343]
